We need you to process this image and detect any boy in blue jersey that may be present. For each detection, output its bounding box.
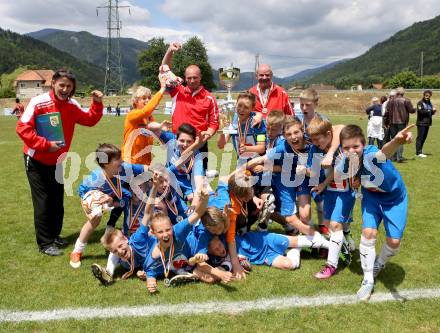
[71,143,149,268]
[217,92,266,163]
[145,187,211,293]
[306,117,354,279]
[338,124,414,301]
[148,122,205,205]
[91,169,165,285]
[244,116,328,245]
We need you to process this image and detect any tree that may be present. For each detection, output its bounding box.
[173,36,216,91]
[138,37,168,91]
[384,71,420,89]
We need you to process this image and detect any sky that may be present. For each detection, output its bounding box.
[1,0,440,77]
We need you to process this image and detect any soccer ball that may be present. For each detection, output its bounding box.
[81,190,113,217]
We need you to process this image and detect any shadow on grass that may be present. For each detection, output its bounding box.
[376,262,406,299]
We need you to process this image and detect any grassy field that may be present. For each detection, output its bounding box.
[0,113,439,332]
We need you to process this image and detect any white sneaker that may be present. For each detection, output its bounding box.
[417,154,427,158]
[357,280,374,301]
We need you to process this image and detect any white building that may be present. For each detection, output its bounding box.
[14,69,54,99]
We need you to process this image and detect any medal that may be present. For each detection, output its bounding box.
[159,240,174,286]
[164,278,171,287]
[257,83,273,115]
[119,199,125,208]
[176,216,183,223]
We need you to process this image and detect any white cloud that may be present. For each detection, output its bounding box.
[162,0,440,76]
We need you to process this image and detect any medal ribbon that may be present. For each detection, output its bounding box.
[121,247,135,280]
[237,198,248,216]
[164,195,178,217]
[237,117,251,145]
[103,171,122,200]
[256,83,274,110]
[159,240,175,279]
[128,199,146,235]
[177,155,194,174]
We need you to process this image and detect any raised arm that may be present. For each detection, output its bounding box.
[161,42,181,67]
[379,124,414,159]
[321,124,345,168]
[187,189,210,225]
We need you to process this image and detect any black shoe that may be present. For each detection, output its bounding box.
[54,236,68,248]
[91,263,114,286]
[40,244,63,256]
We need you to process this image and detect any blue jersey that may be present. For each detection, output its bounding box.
[160,131,204,198]
[120,224,155,271]
[162,188,188,225]
[122,198,145,236]
[230,112,266,161]
[359,145,406,200]
[266,140,308,188]
[298,112,329,144]
[236,232,289,266]
[191,181,231,253]
[144,218,197,278]
[78,162,145,201]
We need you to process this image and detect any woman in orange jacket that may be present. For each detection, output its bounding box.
[121,75,166,165]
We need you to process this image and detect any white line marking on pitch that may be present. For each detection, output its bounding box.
[1,288,439,323]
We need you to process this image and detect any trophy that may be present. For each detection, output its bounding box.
[218,65,240,134]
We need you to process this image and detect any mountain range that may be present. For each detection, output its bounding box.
[27,29,148,85]
[305,14,440,86]
[0,28,105,89]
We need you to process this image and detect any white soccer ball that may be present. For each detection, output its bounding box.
[81,190,113,217]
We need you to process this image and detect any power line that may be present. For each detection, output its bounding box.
[97,0,130,95]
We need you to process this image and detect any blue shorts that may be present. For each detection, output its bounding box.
[361,192,408,240]
[237,232,289,266]
[296,184,324,203]
[274,188,297,217]
[323,190,356,223]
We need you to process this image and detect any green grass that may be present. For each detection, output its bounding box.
[0,113,439,332]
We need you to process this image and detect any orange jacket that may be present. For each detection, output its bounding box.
[121,90,163,165]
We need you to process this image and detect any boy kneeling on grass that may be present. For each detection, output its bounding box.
[71,143,150,269]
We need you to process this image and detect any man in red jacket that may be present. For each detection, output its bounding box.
[248,64,294,119]
[162,42,219,170]
[16,69,103,256]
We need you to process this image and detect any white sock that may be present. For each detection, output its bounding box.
[74,239,87,253]
[106,252,120,276]
[286,248,301,269]
[359,235,376,283]
[297,232,329,249]
[377,243,400,267]
[327,230,344,268]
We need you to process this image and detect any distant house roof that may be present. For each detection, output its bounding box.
[14,69,55,87]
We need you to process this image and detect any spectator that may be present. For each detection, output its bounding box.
[366,97,384,148]
[383,87,415,162]
[116,103,121,117]
[11,98,25,119]
[416,90,436,158]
